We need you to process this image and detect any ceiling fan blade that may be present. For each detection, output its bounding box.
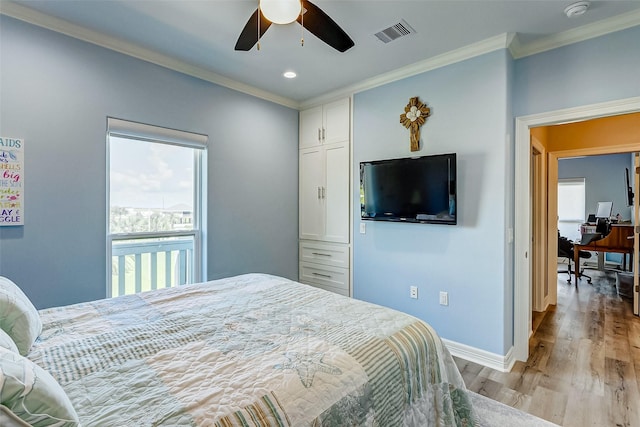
[235,8,273,51]
[297,0,354,52]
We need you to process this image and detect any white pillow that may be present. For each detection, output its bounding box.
[0,347,80,426]
[0,276,42,355]
[0,329,19,354]
[0,405,31,427]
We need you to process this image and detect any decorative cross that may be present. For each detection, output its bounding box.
[400,97,431,152]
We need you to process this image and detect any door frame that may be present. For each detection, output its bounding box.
[634,153,639,315]
[531,138,549,313]
[514,96,640,362]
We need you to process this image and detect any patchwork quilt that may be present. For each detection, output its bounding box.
[28,273,476,426]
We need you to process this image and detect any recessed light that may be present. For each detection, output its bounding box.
[564,1,590,18]
[283,71,297,79]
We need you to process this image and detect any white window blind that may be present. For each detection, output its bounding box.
[107,117,207,149]
[558,178,585,242]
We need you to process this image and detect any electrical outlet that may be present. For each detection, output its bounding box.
[359,223,366,234]
[439,291,448,306]
[410,286,418,299]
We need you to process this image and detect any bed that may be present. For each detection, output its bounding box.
[0,273,477,426]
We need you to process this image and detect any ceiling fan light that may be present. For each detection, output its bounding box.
[260,0,302,24]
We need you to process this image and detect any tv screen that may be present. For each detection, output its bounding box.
[360,153,457,225]
[625,167,634,207]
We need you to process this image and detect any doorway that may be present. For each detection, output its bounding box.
[514,97,640,362]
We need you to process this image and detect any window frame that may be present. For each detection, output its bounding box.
[106,117,207,297]
[557,177,586,242]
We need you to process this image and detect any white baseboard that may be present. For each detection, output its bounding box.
[442,338,516,373]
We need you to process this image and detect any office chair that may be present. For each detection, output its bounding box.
[558,232,592,284]
[595,218,610,235]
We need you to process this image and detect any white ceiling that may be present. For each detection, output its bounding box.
[3,1,640,107]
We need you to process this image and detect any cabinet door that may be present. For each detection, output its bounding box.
[324,142,350,243]
[299,147,324,240]
[299,105,323,149]
[323,98,350,145]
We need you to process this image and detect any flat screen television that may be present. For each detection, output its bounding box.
[625,167,634,206]
[360,153,457,225]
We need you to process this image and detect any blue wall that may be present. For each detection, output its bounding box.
[0,16,299,309]
[351,26,640,357]
[559,153,633,221]
[352,50,512,355]
[514,26,640,117]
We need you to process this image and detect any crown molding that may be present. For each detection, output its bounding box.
[304,9,640,107]
[301,33,514,109]
[510,9,640,59]
[3,0,638,110]
[0,1,300,110]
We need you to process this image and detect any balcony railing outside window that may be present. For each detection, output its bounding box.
[111,236,194,297]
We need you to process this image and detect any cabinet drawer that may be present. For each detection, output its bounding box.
[299,262,349,296]
[309,281,350,297]
[299,241,349,268]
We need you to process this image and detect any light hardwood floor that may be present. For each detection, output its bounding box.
[454,268,640,426]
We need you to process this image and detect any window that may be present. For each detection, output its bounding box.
[107,118,206,297]
[557,178,585,242]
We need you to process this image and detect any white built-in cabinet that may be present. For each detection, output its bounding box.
[299,142,349,242]
[298,98,351,296]
[299,98,350,148]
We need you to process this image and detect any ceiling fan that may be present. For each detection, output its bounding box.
[235,0,355,53]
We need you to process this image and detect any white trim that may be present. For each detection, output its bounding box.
[514,118,531,362]
[0,0,511,111]
[301,33,514,109]
[349,94,354,298]
[442,339,516,373]
[4,0,639,110]
[510,9,640,59]
[106,123,207,296]
[0,1,300,110]
[513,96,640,362]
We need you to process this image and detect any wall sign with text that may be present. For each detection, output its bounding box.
[0,137,23,226]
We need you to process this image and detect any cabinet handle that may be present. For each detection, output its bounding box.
[317,187,321,199]
[322,127,325,142]
[311,252,331,257]
[321,186,326,199]
[317,128,321,143]
[312,272,332,278]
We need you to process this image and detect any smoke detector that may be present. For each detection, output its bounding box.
[564,1,590,18]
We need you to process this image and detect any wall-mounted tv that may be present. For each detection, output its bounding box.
[625,167,634,207]
[360,153,457,225]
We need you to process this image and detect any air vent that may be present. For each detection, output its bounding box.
[374,19,416,44]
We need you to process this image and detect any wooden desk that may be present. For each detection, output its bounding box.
[574,224,634,279]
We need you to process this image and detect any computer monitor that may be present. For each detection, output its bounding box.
[595,201,613,219]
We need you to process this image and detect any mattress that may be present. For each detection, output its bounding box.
[28,273,476,426]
